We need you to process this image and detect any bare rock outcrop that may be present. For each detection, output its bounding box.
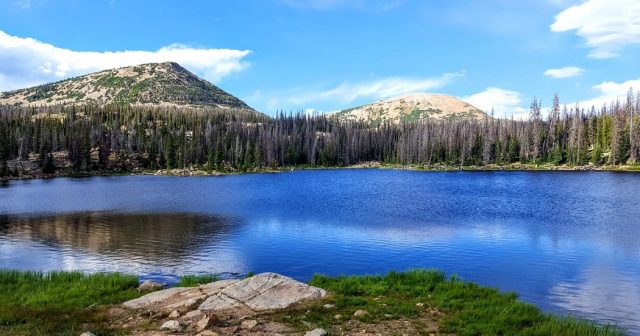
[122,279,239,310]
[198,272,326,312]
[122,273,326,334]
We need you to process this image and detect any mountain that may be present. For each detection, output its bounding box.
[334,93,487,124]
[0,62,253,110]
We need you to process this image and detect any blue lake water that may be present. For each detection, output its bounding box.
[0,169,639,333]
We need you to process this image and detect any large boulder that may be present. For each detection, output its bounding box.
[122,273,326,316]
[123,279,239,309]
[198,272,326,311]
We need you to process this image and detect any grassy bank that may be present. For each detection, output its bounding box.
[0,269,625,335]
[0,270,141,335]
[282,269,623,336]
[0,270,225,335]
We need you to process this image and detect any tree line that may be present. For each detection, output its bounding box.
[0,90,639,177]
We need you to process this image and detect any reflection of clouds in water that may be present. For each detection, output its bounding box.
[253,218,463,246]
[550,263,640,334]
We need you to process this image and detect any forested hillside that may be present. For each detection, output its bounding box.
[0,90,639,178]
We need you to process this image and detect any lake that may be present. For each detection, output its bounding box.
[0,169,639,334]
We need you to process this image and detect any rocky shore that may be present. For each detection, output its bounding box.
[3,160,639,182]
[111,273,328,336]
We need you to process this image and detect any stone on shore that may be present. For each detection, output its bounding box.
[354,309,369,317]
[160,320,182,331]
[195,315,217,332]
[122,273,327,329]
[305,328,328,336]
[240,319,258,330]
[137,279,165,292]
[123,279,240,310]
[198,272,326,311]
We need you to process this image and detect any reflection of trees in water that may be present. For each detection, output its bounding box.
[0,212,238,262]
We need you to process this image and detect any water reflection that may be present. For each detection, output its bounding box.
[0,212,244,277]
[550,262,640,329]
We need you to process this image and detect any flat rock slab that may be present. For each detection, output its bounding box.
[199,272,326,311]
[123,279,239,310]
[123,273,325,316]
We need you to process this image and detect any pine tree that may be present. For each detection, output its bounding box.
[206,147,215,172]
[507,136,519,163]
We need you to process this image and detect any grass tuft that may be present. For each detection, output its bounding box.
[177,274,219,287]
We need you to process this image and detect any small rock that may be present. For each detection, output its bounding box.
[168,309,180,318]
[334,314,342,319]
[384,314,393,318]
[322,304,335,309]
[416,302,424,307]
[240,319,258,330]
[353,309,369,317]
[138,279,165,292]
[80,333,96,336]
[160,320,182,331]
[301,320,313,329]
[197,331,220,336]
[196,316,216,332]
[182,298,198,308]
[305,328,327,336]
[184,309,204,319]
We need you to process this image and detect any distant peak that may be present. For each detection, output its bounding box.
[0,62,254,111]
[335,92,486,124]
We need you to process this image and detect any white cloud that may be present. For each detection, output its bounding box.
[280,0,403,11]
[576,78,640,109]
[0,30,251,92]
[287,72,463,106]
[544,66,584,78]
[550,0,640,58]
[13,0,31,9]
[462,87,528,119]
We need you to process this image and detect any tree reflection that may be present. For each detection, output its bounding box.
[0,212,238,263]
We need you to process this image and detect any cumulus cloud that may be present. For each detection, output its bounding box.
[462,87,528,119]
[287,72,463,106]
[0,30,251,92]
[544,66,584,78]
[577,78,640,109]
[550,0,640,58]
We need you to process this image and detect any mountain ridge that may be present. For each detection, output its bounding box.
[0,62,253,110]
[335,93,487,124]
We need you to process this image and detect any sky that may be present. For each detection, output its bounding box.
[0,0,639,117]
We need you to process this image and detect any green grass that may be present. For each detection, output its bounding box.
[0,270,142,336]
[177,274,219,287]
[0,269,626,335]
[279,269,623,336]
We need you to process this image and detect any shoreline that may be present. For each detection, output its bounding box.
[0,269,624,335]
[2,162,640,182]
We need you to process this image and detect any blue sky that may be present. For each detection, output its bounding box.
[0,0,639,117]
